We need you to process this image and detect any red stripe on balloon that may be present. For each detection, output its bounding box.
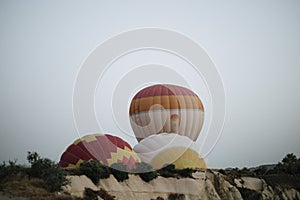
[132,84,198,100]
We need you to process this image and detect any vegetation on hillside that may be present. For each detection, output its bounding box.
[133,162,158,182]
[0,152,71,199]
[219,153,300,177]
[0,152,299,199]
[79,160,110,184]
[218,153,300,190]
[27,152,68,192]
[77,161,196,184]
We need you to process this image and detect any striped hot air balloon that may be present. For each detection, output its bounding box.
[59,134,140,170]
[134,133,206,169]
[129,84,204,142]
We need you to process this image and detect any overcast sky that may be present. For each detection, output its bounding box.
[0,0,299,168]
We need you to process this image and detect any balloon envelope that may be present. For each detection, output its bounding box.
[133,133,206,169]
[129,84,204,142]
[59,134,140,169]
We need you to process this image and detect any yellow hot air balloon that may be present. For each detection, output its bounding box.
[133,133,206,169]
[129,84,204,142]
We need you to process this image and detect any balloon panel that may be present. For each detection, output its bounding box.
[151,148,206,169]
[130,96,203,114]
[131,109,204,141]
[133,133,204,169]
[59,134,140,169]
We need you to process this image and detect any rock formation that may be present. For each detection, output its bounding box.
[63,170,300,200]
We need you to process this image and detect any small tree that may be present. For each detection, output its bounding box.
[0,160,24,182]
[0,162,7,182]
[80,160,110,185]
[0,161,23,191]
[84,188,99,200]
[28,157,55,178]
[134,162,157,182]
[275,153,300,174]
[177,168,194,178]
[27,151,40,164]
[110,163,129,182]
[157,164,176,178]
[282,153,297,164]
[27,152,68,192]
[218,169,226,175]
[43,164,68,192]
[168,193,185,200]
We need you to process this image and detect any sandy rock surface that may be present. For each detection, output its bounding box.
[63,171,300,200]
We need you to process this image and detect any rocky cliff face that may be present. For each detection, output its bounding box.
[63,170,300,200]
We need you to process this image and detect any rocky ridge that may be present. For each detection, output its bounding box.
[63,170,300,200]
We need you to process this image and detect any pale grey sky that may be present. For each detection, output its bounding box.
[0,0,299,168]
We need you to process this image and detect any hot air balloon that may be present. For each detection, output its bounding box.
[129,84,204,142]
[59,134,140,170]
[134,133,206,169]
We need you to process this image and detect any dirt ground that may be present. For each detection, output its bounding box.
[0,192,29,200]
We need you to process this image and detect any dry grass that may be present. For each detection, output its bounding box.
[1,174,79,200]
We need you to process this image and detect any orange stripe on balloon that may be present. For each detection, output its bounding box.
[129,95,203,114]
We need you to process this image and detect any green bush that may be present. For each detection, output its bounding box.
[218,169,226,175]
[110,163,129,182]
[0,161,10,190]
[140,171,158,182]
[238,187,261,200]
[134,162,157,182]
[168,193,185,200]
[253,166,268,176]
[162,164,176,171]
[80,160,110,185]
[84,188,99,200]
[0,160,26,182]
[177,168,194,178]
[43,165,68,192]
[157,164,176,178]
[27,152,41,164]
[274,153,300,174]
[27,151,68,192]
[0,162,9,182]
[28,157,55,178]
